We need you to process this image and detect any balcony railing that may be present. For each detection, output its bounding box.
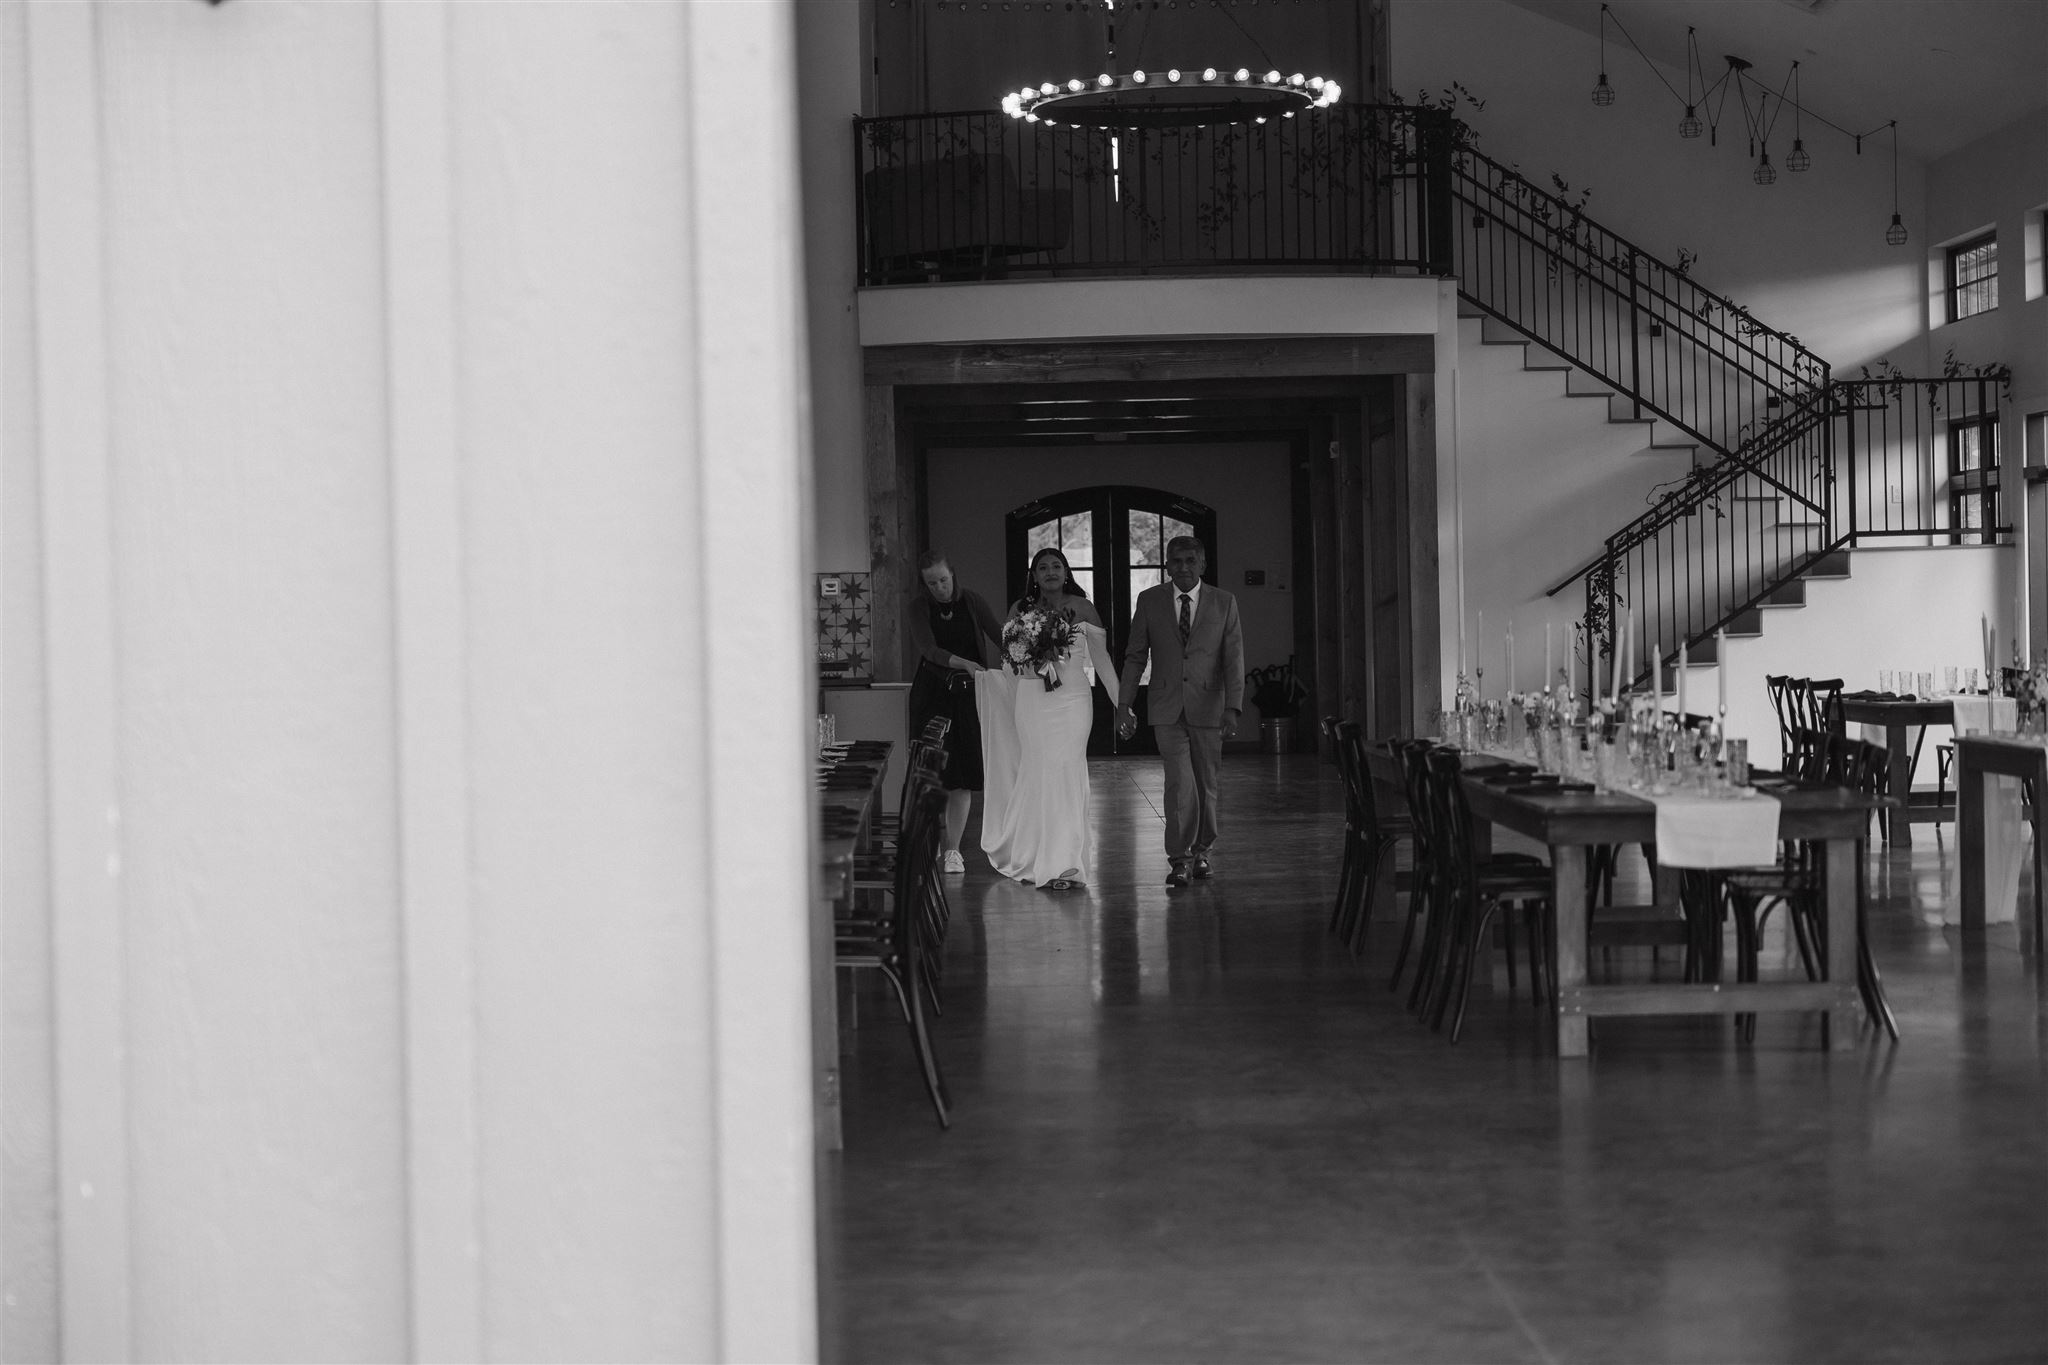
[854,105,1454,285]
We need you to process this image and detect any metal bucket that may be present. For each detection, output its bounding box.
[1260,717,1295,754]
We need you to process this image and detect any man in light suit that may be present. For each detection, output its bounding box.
[1116,535,1246,889]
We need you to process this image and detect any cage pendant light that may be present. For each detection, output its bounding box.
[1884,122,1907,245]
[1785,63,1811,171]
[1592,4,1615,105]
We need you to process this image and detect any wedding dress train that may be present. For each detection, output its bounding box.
[976,622,1118,887]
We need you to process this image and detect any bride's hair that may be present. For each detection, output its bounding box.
[1023,547,1086,605]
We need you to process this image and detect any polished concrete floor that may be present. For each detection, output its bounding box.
[824,755,2048,1364]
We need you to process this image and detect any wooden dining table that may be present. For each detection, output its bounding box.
[1450,761,1878,1057]
[1953,733,2046,951]
[1834,694,1956,845]
[814,741,893,1151]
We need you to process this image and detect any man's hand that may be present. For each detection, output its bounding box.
[1221,708,1240,740]
[1116,705,1138,740]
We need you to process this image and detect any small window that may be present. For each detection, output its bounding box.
[1948,233,1998,322]
[1947,416,1999,544]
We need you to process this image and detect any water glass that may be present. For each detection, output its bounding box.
[1725,738,1749,787]
[1944,667,1959,696]
[1916,672,1934,700]
[1878,669,1894,695]
[1965,667,1979,695]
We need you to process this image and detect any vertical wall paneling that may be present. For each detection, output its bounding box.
[683,3,823,1359]
[375,3,481,1359]
[2,0,60,1357]
[23,2,132,1355]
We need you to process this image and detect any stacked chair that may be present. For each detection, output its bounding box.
[1380,740,1552,1043]
[1325,719,1413,958]
[837,716,958,1128]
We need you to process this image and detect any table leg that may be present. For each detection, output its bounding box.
[1958,752,1985,934]
[1887,721,1914,846]
[2027,777,2045,957]
[1823,836,1865,1049]
[1552,844,1589,1058]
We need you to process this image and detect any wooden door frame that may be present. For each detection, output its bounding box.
[862,336,1440,748]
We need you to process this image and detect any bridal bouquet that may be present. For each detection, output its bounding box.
[1003,609,1077,692]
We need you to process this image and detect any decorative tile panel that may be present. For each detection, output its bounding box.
[816,571,873,684]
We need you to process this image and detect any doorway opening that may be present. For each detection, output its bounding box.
[1006,486,1219,754]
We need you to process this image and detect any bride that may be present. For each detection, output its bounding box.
[975,547,1118,891]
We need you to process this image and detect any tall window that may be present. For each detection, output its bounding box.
[1948,232,1998,322]
[1948,416,1999,544]
[1024,511,1096,602]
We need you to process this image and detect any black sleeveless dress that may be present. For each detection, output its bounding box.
[909,599,988,791]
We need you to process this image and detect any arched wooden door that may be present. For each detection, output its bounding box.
[1005,486,1218,755]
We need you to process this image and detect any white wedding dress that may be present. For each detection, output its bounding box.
[977,622,1118,887]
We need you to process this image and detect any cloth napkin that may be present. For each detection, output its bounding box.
[1652,791,1782,868]
[1949,694,2017,735]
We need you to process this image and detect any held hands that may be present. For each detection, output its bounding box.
[1116,705,1138,740]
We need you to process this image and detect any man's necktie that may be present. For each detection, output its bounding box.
[1178,592,1192,646]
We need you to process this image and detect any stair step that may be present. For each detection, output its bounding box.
[1804,549,1852,578]
[1478,317,1526,346]
[1762,581,1807,607]
[1457,300,1486,319]
[1566,371,1615,397]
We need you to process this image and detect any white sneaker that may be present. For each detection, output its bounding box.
[942,850,966,874]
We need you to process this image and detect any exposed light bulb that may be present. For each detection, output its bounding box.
[1068,79,1084,92]
[1592,74,1615,106]
[1202,68,1218,81]
[1886,212,1908,246]
[1132,70,1146,83]
[1265,70,1281,84]
[1289,73,1304,86]
[1678,106,1702,139]
[1753,152,1776,185]
[1097,73,1113,88]
[1786,138,1811,172]
[1235,68,1251,82]
[1167,69,1181,82]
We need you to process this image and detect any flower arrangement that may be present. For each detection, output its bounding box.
[1247,657,1309,720]
[1003,609,1077,691]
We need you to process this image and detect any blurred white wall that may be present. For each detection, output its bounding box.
[2,2,817,1359]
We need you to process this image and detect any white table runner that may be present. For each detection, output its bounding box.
[1651,791,1783,869]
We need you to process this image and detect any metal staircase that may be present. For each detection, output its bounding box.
[1443,142,2008,690]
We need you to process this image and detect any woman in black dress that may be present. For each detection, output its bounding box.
[908,550,1005,873]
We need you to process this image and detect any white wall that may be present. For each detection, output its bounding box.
[1925,108,2048,660]
[4,2,817,1359]
[1444,317,1698,699]
[924,442,1299,681]
[1394,0,1931,374]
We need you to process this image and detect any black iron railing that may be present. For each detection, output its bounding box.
[1574,377,2008,687]
[853,105,1453,284]
[1451,145,1829,467]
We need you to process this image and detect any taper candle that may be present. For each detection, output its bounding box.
[1545,623,1554,692]
[1677,637,1687,719]
[1716,628,1727,712]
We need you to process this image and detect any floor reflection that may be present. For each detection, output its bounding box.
[833,755,2048,1365]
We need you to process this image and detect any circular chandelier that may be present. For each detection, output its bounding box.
[1001,68,1341,130]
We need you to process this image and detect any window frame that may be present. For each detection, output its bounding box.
[1946,231,1998,323]
[1946,414,2000,545]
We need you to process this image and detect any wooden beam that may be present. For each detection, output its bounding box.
[865,335,1435,387]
